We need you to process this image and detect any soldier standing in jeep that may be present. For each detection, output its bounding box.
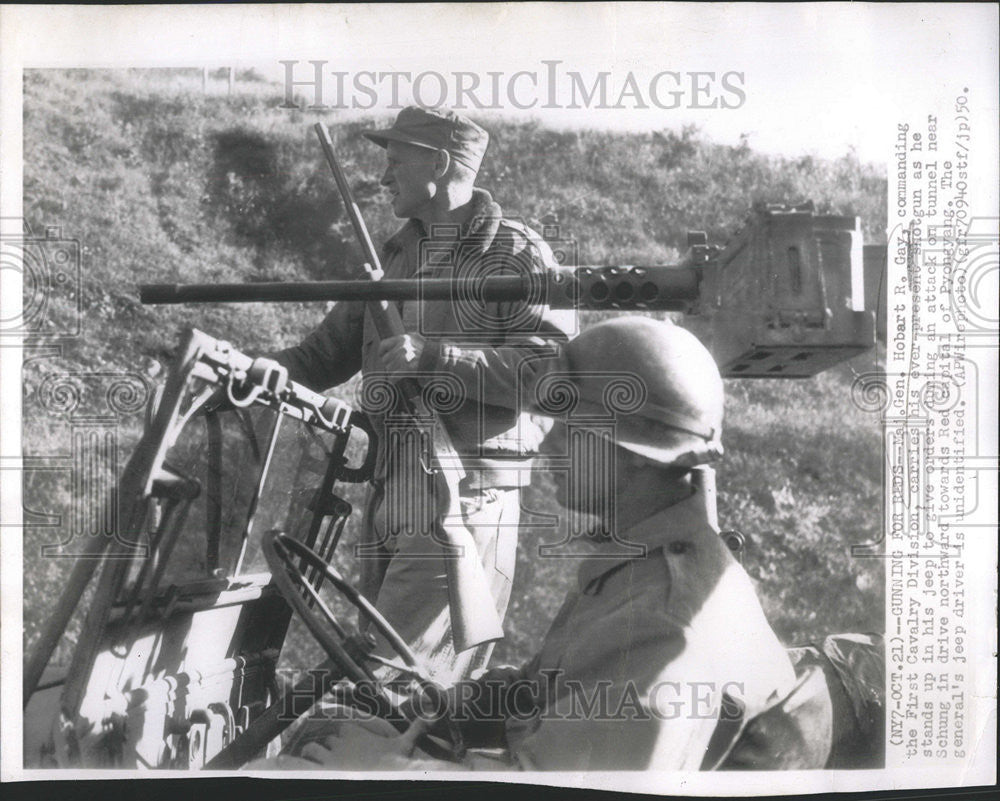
[272,106,573,684]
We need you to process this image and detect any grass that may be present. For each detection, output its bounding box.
[21,68,886,672]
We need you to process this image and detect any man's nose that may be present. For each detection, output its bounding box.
[380,166,393,186]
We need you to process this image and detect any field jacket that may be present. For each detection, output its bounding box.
[447,488,801,770]
[274,189,574,487]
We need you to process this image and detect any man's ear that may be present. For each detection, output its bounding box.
[433,149,451,179]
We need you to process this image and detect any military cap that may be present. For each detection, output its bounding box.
[362,106,489,173]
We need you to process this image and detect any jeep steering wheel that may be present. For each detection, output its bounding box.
[261,528,465,763]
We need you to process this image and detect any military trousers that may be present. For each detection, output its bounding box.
[364,479,520,686]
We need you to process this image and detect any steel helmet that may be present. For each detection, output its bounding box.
[535,317,724,466]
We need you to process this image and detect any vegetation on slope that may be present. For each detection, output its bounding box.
[21,69,886,669]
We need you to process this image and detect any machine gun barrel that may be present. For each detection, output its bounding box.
[140,265,703,311]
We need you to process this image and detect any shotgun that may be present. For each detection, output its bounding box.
[313,121,504,653]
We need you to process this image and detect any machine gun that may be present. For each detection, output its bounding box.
[142,201,879,378]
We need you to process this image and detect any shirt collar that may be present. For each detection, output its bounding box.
[383,188,502,259]
[575,486,717,592]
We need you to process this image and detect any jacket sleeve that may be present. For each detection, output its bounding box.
[417,230,575,410]
[271,300,365,392]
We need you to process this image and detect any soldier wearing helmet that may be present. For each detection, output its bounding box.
[257,318,835,771]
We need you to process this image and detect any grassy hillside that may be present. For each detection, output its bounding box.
[21,68,886,669]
